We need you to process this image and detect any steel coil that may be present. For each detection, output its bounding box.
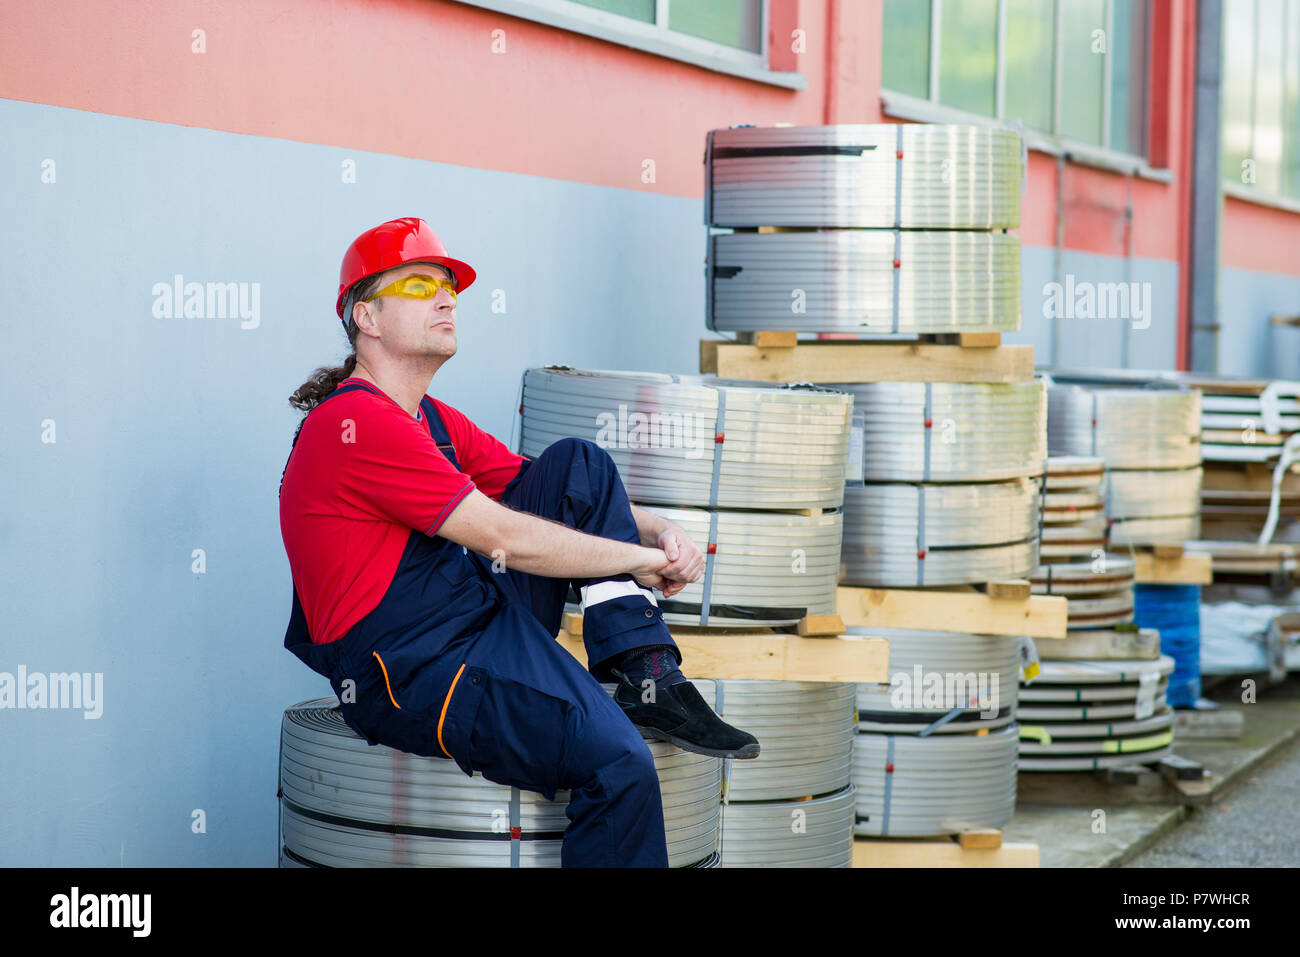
[1018,707,1175,771]
[1031,556,1135,596]
[833,380,1046,482]
[632,504,842,627]
[718,785,856,867]
[519,367,852,510]
[1038,627,1161,661]
[851,725,1018,837]
[1048,383,1202,469]
[708,230,1021,335]
[1107,467,1202,520]
[1040,517,1108,559]
[278,691,721,868]
[706,124,1022,228]
[1108,515,1201,546]
[840,479,1040,586]
[713,680,856,802]
[1046,455,1107,489]
[847,627,1020,733]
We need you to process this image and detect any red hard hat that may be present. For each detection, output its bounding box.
[335,217,477,322]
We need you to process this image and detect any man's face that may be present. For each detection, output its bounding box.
[356,261,458,359]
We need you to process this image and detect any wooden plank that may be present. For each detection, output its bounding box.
[735,330,798,348]
[958,828,1003,850]
[555,627,889,682]
[852,837,1038,868]
[795,613,845,636]
[837,585,1067,640]
[562,611,584,636]
[1151,544,1185,559]
[1133,551,1213,584]
[984,579,1031,600]
[931,332,1003,348]
[699,339,1034,384]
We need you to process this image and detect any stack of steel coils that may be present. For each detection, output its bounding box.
[1047,380,1202,545]
[1016,657,1177,771]
[714,681,857,867]
[705,123,1023,337]
[519,367,853,626]
[277,691,722,868]
[1031,556,1136,629]
[847,627,1020,836]
[629,504,842,627]
[835,380,1046,587]
[1038,456,1108,559]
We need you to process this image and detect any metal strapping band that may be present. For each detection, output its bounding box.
[915,484,927,588]
[890,228,902,334]
[893,124,904,228]
[509,786,521,868]
[699,509,720,626]
[881,734,896,836]
[708,387,727,508]
[922,382,934,482]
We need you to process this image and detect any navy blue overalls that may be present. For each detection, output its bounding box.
[281,381,683,867]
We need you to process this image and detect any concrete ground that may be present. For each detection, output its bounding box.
[1005,675,1300,867]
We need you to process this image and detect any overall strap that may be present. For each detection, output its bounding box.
[419,395,462,471]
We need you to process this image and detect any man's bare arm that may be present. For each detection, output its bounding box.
[438,489,679,588]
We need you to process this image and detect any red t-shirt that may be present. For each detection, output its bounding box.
[279,377,527,645]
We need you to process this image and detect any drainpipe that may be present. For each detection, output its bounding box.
[1188,0,1223,373]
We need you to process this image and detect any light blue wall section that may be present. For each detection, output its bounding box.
[1217,266,1300,379]
[1011,245,1181,372]
[0,97,708,865]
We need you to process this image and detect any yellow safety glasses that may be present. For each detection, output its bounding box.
[364,273,458,304]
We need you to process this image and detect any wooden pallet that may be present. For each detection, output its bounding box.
[1018,755,1214,807]
[1129,544,1214,585]
[837,583,1068,640]
[554,621,888,682]
[699,332,1034,384]
[852,830,1039,868]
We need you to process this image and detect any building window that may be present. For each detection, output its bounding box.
[559,0,764,55]
[882,0,1151,158]
[1222,0,1300,200]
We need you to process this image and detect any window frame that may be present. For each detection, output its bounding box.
[455,0,804,89]
[882,0,1170,180]
[1221,0,1300,209]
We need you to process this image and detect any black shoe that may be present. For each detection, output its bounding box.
[611,669,760,760]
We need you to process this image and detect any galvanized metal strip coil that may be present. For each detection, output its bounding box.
[713,681,857,802]
[1018,744,1175,772]
[1059,591,1135,628]
[1028,656,1176,685]
[519,367,853,510]
[846,627,1020,733]
[278,693,721,868]
[706,124,1022,229]
[1048,383,1202,469]
[631,504,842,627]
[718,785,857,867]
[850,725,1018,837]
[1019,678,1170,703]
[1046,455,1107,490]
[832,380,1046,482]
[1015,695,1168,721]
[1019,709,1174,754]
[1108,515,1202,546]
[1017,707,1174,740]
[1031,556,1135,596]
[1040,517,1108,559]
[1107,467,1203,520]
[840,480,1040,586]
[708,230,1021,335]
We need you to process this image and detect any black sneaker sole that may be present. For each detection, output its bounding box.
[632,722,761,760]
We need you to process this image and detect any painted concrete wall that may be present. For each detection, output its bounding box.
[0,96,707,865]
